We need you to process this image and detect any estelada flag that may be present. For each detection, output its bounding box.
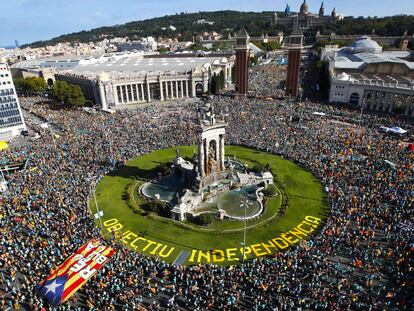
[36,239,115,306]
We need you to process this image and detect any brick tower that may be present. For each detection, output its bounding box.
[285,31,304,97]
[235,28,250,96]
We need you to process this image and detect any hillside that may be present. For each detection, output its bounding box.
[21,11,414,48]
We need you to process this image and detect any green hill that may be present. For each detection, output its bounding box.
[21,11,414,48]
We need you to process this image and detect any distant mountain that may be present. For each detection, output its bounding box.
[20,11,414,48]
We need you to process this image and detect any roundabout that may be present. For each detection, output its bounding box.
[93,145,327,265]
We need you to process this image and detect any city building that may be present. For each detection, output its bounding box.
[273,1,342,31]
[195,19,215,26]
[0,63,26,138]
[323,37,414,117]
[12,52,234,109]
[115,37,158,52]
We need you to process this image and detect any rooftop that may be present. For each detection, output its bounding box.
[12,53,229,79]
[331,37,414,70]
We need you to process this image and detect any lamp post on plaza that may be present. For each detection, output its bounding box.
[87,176,104,232]
[93,187,104,232]
[240,199,253,264]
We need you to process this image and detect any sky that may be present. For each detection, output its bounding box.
[1,0,413,47]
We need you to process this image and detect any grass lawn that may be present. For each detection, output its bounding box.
[93,146,327,265]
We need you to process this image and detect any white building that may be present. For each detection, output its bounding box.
[323,37,414,117]
[0,63,26,138]
[12,52,234,109]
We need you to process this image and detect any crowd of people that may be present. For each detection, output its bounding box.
[248,59,286,99]
[0,67,413,310]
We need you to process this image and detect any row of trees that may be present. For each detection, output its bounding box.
[23,11,284,48]
[209,71,225,94]
[14,77,85,107]
[251,40,282,52]
[52,81,86,107]
[14,77,47,97]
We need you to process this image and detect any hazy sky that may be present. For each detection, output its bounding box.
[1,0,412,46]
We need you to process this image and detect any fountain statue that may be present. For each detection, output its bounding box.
[140,103,274,221]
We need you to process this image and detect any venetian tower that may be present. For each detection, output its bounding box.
[285,31,304,97]
[234,28,250,96]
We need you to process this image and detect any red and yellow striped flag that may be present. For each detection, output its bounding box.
[36,239,116,306]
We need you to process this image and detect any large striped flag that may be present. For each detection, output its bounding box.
[36,239,116,306]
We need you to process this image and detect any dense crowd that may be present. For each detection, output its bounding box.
[248,59,287,98]
[0,80,413,310]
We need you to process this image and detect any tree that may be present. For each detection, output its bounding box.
[13,78,28,95]
[219,71,225,89]
[21,12,414,49]
[66,84,86,107]
[210,73,218,94]
[197,214,214,226]
[13,77,47,96]
[250,55,258,67]
[157,47,169,54]
[189,42,207,51]
[251,40,281,52]
[52,80,85,107]
[212,41,232,51]
[251,163,265,173]
[264,183,278,197]
[142,200,169,216]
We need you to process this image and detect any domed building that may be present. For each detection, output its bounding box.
[300,0,309,15]
[272,1,342,31]
[345,36,383,54]
[322,37,414,117]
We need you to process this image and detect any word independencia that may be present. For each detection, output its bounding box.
[103,216,322,263]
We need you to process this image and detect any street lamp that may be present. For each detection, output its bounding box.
[86,176,104,232]
[240,199,253,264]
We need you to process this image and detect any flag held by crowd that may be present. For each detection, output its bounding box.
[36,239,115,306]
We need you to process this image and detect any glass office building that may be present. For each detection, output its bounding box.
[0,63,26,138]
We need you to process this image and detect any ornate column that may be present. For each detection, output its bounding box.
[160,80,164,101]
[185,80,189,97]
[220,135,225,170]
[140,84,144,102]
[146,81,151,102]
[191,80,196,97]
[170,81,174,99]
[120,85,125,104]
[175,80,179,98]
[113,85,119,105]
[164,81,170,99]
[199,137,205,177]
[98,81,108,110]
[180,81,184,98]
[125,84,130,103]
[134,83,139,102]
[214,139,219,164]
[205,139,209,175]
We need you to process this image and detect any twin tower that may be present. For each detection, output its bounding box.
[234,29,303,98]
